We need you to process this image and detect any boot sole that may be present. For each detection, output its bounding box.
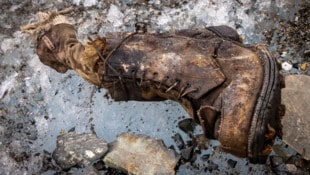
[248,45,281,163]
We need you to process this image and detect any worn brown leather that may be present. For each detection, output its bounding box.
[35,24,282,164]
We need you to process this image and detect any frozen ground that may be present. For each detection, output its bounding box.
[0,0,309,174]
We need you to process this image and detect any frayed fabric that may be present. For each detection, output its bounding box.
[21,7,73,43]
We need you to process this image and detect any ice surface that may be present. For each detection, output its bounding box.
[0,73,17,99]
[0,0,308,174]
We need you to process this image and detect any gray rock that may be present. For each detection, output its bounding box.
[269,156,284,168]
[8,140,31,162]
[52,133,108,170]
[178,118,197,134]
[172,133,185,150]
[285,164,298,173]
[104,133,179,175]
[227,159,237,168]
[272,144,293,161]
[207,161,219,171]
[281,75,310,160]
[181,146,194,161]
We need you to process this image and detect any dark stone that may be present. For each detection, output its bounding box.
[190,152,197,163]
[270,156,284,168]
[93,160,106,171]
[193,134,209,150]
[181,146,194,161]
[172,133,185,150]
[41,151,55,172]
[286,156,308,170]
[207,161,219,172]
[227,159,237,168]
[201,154,210,161]
[68,127,75,133]
[105,167,127,175]
[178,118,197,133]
[16,123,23,129]
[304,50,310,57]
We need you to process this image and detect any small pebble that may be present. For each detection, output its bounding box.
[300,63,308,71]
[207,161,219,171]
[285,164,298,173]
[16,123,23,129]
[178,118,197,133]
[194,134,209,150]
[281,51,287,57]
[270,156,283,168]
[181,146,194,161]
[172,133,185,150]
[282,62,293,71]
[227,159,237,168]
[93,161,106,171]
[304,50,310,57]
[201,154,210,161]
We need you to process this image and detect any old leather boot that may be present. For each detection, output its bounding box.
[23,13,282,163]
[101,29,282,163]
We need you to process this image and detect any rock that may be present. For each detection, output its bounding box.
[8,140,30,162]
[282,62,293,71]
[285,164,298,173]
[281,75,310,160]
[272,144,293,161]
[300,63,308,71]
[178,118,197,133]
[93,161,105,171]
[181,146,194,161]
[103,133,179,175]
[194,134,209,150]
[201,154,210,161]
[52,133,108,170]
[304,49,310,57]
[286,155,309,170]
[207,161,219,172]
[269,156,284,168]
[172,133,185,150]
[227,159,237,168]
